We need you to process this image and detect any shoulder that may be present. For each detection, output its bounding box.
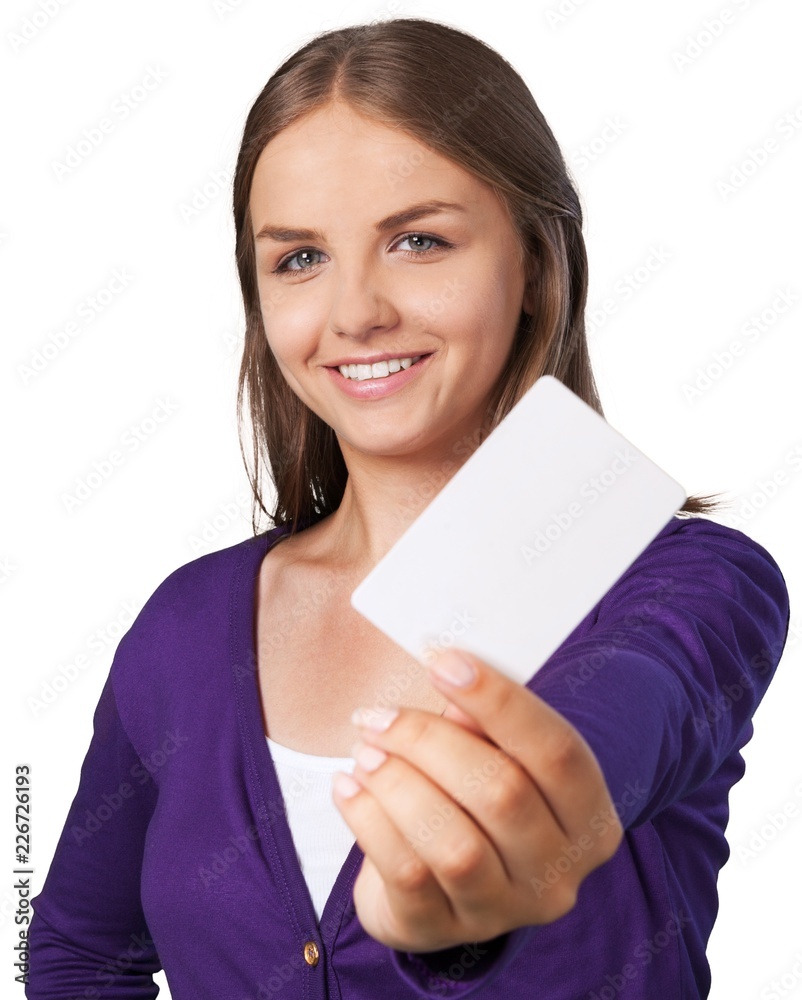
[124,533,268,637]
[599,514,790,647]
[108,526,284,693]
[628,514,786,585]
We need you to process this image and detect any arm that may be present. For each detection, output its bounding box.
[27,672,161,999]
[389,519,790,996]
[533,520,790,829]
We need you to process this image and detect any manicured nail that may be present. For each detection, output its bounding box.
[428,651,477,688]
[333,771,362,799]
[351,705,399,732]
[351,741,388,773]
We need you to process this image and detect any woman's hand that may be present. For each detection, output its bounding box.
[332,647,624,953]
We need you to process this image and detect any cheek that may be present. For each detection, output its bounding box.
[260,292,318,360]
[473,268,524,346]
[403,275,468,333]
[424,269,516,357]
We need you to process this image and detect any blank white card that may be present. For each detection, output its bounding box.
[350,375,687,687]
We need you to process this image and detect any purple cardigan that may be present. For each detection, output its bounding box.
[27,515,790,999]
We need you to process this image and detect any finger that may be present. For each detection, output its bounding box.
[354,706,563,887]
[331,768,453,944]
[423,648,617,842]
[343,742,511,929]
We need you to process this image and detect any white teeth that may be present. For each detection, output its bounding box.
[338,355,423,380]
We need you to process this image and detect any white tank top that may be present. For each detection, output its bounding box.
[266,736,357,923]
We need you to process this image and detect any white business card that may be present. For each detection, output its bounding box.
[350,375,686,686]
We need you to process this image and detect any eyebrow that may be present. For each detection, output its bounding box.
[253,199,467,243]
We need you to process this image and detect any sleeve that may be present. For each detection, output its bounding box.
[388,520,791,997]
[26,671,162,999]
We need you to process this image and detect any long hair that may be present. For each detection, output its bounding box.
[233,17,723,537]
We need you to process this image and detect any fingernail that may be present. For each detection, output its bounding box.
[351,705,399,732]
[351,741,388,773]
[333,771,362,799]
[428,651,477,688]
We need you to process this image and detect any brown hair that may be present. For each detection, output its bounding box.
[233,17,723,536]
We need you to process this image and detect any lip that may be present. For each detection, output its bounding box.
[324,352,435,400]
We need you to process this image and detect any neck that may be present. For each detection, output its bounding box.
[320,422,488,574]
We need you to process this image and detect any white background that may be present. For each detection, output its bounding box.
[2,0,801,997]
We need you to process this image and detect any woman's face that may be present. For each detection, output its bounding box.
[249,100,533,462]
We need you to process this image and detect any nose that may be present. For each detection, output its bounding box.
[326,253,398,340]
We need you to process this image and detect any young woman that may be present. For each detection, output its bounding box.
[27,18,790,1000]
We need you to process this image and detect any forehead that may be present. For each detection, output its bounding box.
[249,102,487,220]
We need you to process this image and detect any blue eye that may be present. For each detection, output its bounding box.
[273,248,325,274]
[271,232,452,277]
[396,233,441,252]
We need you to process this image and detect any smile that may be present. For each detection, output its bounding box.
[324,352,435,400]
[337,355,424,381]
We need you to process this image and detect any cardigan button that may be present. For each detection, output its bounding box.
[303,940,320,966]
